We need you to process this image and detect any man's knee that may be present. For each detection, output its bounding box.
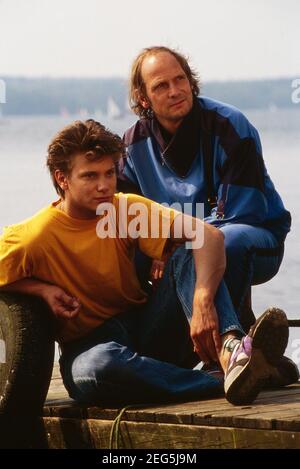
[64,341,130,403]
[220,225,250,260]
[72,341,127,379]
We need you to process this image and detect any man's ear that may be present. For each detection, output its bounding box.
[139,93,150,110]
[54,170,68,191]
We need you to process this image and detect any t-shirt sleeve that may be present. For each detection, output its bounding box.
[120,194,181,260]
[0,225,33,286]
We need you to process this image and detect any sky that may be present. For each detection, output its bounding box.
[0,0,299,82]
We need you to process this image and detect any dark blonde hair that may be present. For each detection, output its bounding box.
[129,46,200,118]
[47,119,123,197]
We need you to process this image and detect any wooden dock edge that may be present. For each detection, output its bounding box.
[38,417,300,449]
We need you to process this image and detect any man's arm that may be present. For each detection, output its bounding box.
[205,132,267,227]
[0,279,81,319]
[169,214,226,363]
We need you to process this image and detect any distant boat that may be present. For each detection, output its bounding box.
[107,97,123,120]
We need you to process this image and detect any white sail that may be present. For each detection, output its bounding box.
[107,97,122,119]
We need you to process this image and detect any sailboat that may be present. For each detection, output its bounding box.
[106,97,122,120]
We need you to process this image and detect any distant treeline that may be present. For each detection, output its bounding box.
[0,76,296,116]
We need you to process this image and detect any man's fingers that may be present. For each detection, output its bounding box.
[204,335,219,363]
[150,260,165,281]
[212,329,222,356]
[193,330,220,364]
[66,305,81,318]
[60,292,81,309]
[55,303,80,319]
[193,342,209,364]
[53,292,81,318]
[153,268,159,280]
[54,304,70,317]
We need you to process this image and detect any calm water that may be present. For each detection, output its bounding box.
[0,108,300,360]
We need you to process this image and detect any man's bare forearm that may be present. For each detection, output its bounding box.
[0,278,81,318]
[192,224,226,300]
[193,231,226,300]
[0,278,51,299]
[170,214,226,300]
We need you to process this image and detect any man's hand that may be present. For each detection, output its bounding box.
[190,290,222,364]
[41,285,81,319]
[150,259,165,281]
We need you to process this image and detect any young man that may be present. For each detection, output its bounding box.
[0,120,290,406]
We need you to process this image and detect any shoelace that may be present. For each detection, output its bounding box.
[222,337,241,354]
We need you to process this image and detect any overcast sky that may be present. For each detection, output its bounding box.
[0,0,299,81]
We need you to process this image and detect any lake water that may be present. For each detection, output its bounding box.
[0,108,300,362]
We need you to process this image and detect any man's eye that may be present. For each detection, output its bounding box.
[107,170,116,177]
[155,83,167,91]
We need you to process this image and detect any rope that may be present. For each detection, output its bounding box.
[109,406,129,449]
[109,403,151,449]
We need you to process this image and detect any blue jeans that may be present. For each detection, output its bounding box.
[220,225,284,316]
[59,246,243,406]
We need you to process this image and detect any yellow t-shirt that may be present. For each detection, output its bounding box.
[0,193,179,343]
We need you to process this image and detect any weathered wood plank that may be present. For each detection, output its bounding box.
[45,363,300,435]
[43,417,96,449]
[41,418,300,449]
[194,407,299,430]
[275,416,300,432]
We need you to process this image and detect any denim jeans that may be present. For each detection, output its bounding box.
[220,224,284,315]
[60,246,243,406]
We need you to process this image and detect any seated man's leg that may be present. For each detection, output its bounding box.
[59,309,223,406]
[169,245,244,338]
[139,246,291,404]
[135,254,198,368]
[220,224,284,324]
[135,245,244,368]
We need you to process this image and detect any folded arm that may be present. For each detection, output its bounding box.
[0,278,81,319]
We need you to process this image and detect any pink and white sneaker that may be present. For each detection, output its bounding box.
[224,308,289,405]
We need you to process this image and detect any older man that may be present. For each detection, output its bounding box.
[118,46,298,387]
[120,47,289,319]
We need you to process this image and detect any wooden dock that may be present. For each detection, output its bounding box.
[40,363,300,449]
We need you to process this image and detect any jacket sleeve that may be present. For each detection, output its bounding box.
[204,126,268,227]
[117,141,142,195]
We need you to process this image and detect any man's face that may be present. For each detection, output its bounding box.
[57,153,117,219]
[140,52,194,132]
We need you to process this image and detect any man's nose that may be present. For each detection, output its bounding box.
[96,179,109,192]
[168,82,180,97]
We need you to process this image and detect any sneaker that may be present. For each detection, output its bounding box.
[265,355,299,388]
[224,307,289,405]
